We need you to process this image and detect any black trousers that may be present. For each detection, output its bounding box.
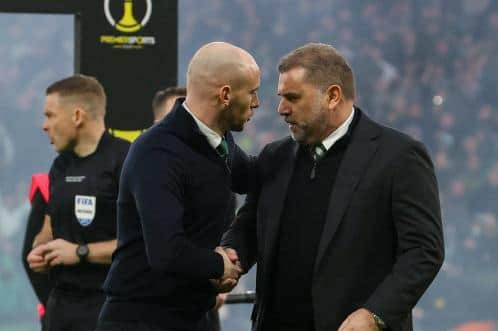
[95,312,215,331]
[96,321,170,331]
[45,289,105,331]
[261,315,315,331]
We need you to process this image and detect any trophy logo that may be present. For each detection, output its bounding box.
[104,0,152,33]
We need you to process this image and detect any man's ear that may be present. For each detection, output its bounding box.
[72,107,86,127]
[326,84,343,110]
[219,85,231,108]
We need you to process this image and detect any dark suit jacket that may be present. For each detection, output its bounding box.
[223,109,444,331]
[101,99,254,330]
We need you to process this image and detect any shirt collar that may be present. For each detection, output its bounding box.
[182,101,223,149]
[321,106,355,151]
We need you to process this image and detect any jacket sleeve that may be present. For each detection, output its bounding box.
[222,144,270,272]
[231,143,258,195]
[128,143,224,280]
[364,141,445,330]
[222,190,259,273]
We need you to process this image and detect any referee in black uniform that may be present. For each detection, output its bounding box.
[27,75,129,331]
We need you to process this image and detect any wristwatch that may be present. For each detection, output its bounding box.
[371,312,387,330]
[76,244,89,263]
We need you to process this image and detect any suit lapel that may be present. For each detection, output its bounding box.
[225,132,236,168]
[314,111,381,272]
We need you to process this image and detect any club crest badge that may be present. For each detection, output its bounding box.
[74,195,96,226]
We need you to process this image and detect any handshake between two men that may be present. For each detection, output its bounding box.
[211,247,241,293]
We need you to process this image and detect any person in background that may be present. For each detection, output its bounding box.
[152,86,187,124]
[22,173,53,330]
[26,75,130,331]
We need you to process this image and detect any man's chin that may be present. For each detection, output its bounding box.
[290,132,308,145]
[230,123,245,132]
[54,144,69,153]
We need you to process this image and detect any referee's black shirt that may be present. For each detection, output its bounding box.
[47,131,129,293]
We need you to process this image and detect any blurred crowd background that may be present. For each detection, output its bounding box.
[0,1,497,330]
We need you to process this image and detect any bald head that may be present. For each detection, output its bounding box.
[186,42,259,99]
[184,42,260,135]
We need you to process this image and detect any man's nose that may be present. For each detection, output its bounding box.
[278,99,290,115]
[251,94,259,109]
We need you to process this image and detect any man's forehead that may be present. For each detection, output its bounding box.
[280,66,307,79]
[277,84,300,95]
[45,92,65,105]
[278,68,314,93]
[44,94,58,107]
[45,93,76,114]
[277,77,303,94]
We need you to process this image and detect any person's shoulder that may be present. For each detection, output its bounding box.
[256,136,295,171]
[107,133,131,155]
[126,125,187,169]
[48,152,70,180]
[133,123,182,151]
[381,124,418,144]
[364,115,429,161]
[108,133,131,147]
[261,136,295,156]
[51,152,70,170]
[359,109,424,151]
[379,124,426,155]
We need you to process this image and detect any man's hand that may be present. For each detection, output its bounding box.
[215,246,242,280]
[338,308,379,331]
[211,247,242,293]
[27,245,50,273]
[210,277,238,293]
[223,247,240,265]
[214,293,226,310]
[42,239,80,267]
